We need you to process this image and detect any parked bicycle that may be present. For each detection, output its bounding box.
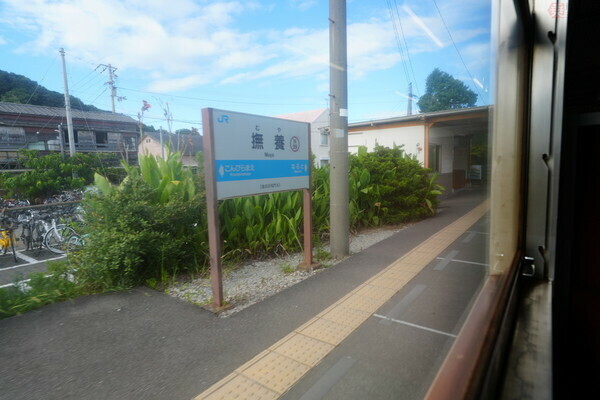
[0,216,18,262]
[66,232,87,253]
[18,212,45,251]
[17,210,80,255]
[43,221,78,254]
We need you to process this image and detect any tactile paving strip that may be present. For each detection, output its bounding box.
[337,293,387,313]
[367,275,408,290]
[241,352,310,394]
[196,373,279,400]
[272,333,334,367]
[318,305,372,329]
[298,318,356,346]
[193,200,489,400]
[353,284,397,301]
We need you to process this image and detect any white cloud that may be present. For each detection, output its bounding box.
[0,0,489,94]
[147,74,210,92]
[290,0,317,11]
[403,5,445,48]
[0,36,6,45]
[460,42,491,72]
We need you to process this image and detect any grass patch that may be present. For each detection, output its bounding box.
[0,261,83,319]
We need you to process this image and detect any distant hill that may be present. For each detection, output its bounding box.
[0,69,103,112]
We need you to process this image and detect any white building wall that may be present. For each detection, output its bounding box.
[429,134,454,174]
[348,125,425,165]
[309,111,330,166]
[138,136,163,158]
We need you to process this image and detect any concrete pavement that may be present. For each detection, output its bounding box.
[0,187,488,400]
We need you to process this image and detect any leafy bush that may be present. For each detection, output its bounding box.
[213,146,443,259]
[350,145,443,223]
[72,151,205,291]
[1,150,121,201]
[2,145,445,317]
[72,181,205,291]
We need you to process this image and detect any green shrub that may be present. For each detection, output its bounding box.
[1,150,121,200]
[350,145,443,223]
[72,150,205,291]
[73,174,205,291]
[70,146,443,291]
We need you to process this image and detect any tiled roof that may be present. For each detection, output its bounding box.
[0,102,137,124]
[348,105,490,128]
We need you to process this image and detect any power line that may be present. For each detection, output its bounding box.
[431,0,488,104]
[386,0,412,91]
[393,0,420,97]
[87,87,109,106]
[97,64,123,112]
[70,67,101,90]
[71,73,105,94]
[117,87,323,107]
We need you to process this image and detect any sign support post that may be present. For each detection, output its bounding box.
[202,108,312,309]
[202,108,224,309]
[301,124,315,270]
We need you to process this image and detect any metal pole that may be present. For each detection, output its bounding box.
[57,124,65,161]
[159,126,165,159]
[60,48,76,157]
[329,0,349,257]
[108,64,116,113]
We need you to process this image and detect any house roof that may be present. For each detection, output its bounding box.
[144,132,203,155]
[0,102,137,124]
[349,105,490,129]
[275,108,328,123]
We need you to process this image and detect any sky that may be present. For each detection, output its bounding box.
[0,0,492,132]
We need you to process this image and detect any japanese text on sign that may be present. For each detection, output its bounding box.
[205,108,310,199]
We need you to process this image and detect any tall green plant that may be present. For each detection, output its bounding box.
[95,150,195,203]
[74,151,204,290]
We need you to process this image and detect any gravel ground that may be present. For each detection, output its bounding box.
[167,225,408,317]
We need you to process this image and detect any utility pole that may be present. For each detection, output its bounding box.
[329,0,349,258]
[159,126,165,159]
[56,124,65,160]
[60,48,76,157]
[98,63,122,113]
[407,82,413,116]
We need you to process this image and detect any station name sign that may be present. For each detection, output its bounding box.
[204,108,310,200]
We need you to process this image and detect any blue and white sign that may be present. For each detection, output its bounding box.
[207,109,310,199]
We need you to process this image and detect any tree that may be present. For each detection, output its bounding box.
[0,70,100,111]
[1,150,119,200]
[417,68,478,112]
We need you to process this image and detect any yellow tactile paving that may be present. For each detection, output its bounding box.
[193,200,489,400]
[378,268,414,281]
[194,373,279,400]
[337,293,387,313]
[389,261,425,273]
[354,284,397,301]
[401,250,438,265]
[240,352,310,394]
[319,305,372,329]
[297,317,355,346]
[367,275,407,290]
[272,333,334,367]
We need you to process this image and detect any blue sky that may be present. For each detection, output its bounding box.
[0,0,491,131]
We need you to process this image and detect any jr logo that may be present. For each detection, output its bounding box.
[217,115,229,123]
